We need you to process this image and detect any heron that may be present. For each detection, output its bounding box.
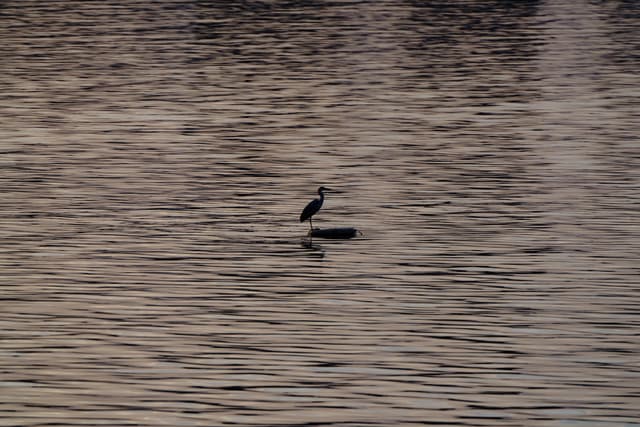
[300,186,333,231]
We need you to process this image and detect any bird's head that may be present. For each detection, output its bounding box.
[318,186,334,194]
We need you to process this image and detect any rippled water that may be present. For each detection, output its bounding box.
[2,1,640,426]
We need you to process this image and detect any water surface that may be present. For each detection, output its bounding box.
[1,1,639,426]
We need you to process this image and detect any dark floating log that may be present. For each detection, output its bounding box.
[310,227,360,239]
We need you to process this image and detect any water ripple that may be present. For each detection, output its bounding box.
[2,1,639,426]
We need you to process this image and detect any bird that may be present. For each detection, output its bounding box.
[300,186,333,231]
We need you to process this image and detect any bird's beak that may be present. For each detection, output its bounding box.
[324,188,342,194]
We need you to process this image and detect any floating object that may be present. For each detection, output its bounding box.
[299,186,335,231]
[309,227,360,239]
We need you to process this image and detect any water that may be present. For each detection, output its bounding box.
[1,1,639,426]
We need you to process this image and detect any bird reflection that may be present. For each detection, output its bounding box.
[300,238,325,257]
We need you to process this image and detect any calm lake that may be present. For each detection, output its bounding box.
[1,1,639,426]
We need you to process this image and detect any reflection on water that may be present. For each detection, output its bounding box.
[1,1,639,426]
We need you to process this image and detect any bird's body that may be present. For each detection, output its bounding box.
[300,186,331,231]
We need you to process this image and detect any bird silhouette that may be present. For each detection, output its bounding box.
[300,186,333,231]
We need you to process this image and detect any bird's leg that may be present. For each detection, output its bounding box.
[309,217,313,232]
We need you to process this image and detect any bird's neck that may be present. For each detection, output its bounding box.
[318,191,324,201]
